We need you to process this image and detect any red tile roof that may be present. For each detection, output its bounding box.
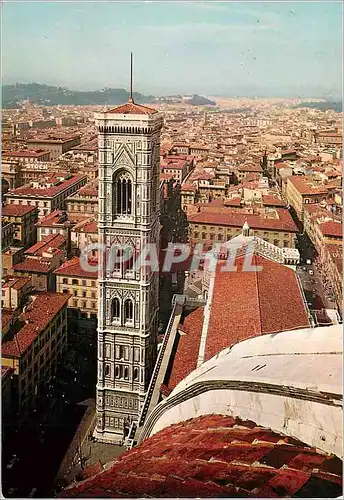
[3,149,49,158]
[6,174,86,198]
[181,183,197,192]
[107,101,158,115]
[238,164,262,172]
[25,233,66,256]
[12,257,52,274]
[61,414,342,498]
[2,204,38,217]
[262,195,286,207]
[319,221,342,238]
[54,257,98,278]
[35,210,70,227]
[2,293,70,357]
[188,208,298,232]
[288,176,334,196]
[72,218,97,233]
[167,307,204,390]
[205,255,310,361]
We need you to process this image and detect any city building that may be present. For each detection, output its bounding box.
[61,325,342,499]
[26,134,81,159]
[1,276,32,310]
[1,159,23,193]
[188,207,298,248]
[94,97,163,444]
[1,221,16,251]
[284,175,339,221]
[66,179,99,219]
[2,204,39,248]
[2,149,51,163]
[36,210,73,247]
[1,293,70,418]
[70,218,98,256]
[54,257,98,331]
[4,173,87,218]
[2,247,25,277]
[12,233,67,291]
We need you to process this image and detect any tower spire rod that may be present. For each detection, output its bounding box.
[129,52,134,103]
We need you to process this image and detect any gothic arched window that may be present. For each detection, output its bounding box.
[105,364,110,377]
[114,171,132,216]
[112,298,120,320]
[124,299,133,322]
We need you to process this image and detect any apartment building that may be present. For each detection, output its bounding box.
[2,247,25,277]
[2,204,39,248]
[1,276,32,310]
[12,234,67,291]
[2,149,51,163]
[35,210,72,250]
[160,156,193,183]
[5,173,87,218]
[70,218,98,256]
[1,293,70,417]
[66,179,98,219]
[188,207,298,249]
[2,221,16,251]
[54,257,98,331]
[284,176,339,221]
[181,183,197,212]
[26,134,81,159]
[235,163,263,182]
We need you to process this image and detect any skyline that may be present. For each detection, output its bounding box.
[1,1,343,99]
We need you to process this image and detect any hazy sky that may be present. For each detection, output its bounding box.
[2,1,342,98]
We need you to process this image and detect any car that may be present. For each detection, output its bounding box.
[308,270,314,276]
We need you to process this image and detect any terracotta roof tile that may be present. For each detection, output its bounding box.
[167,307,204,390]
[2,204,38,216]
[319,221,342,238]
[60,415,342,498]
[107,101,158,115]
[54,257,98,278]
[205,255,310,361]
[188,208,298,232]
[2,292,70,357]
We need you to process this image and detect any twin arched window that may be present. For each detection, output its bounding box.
[124,299,133,321]
[114,171,132,216]
[111,298,133,323]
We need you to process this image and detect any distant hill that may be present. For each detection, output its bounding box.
[295,101,342,113]
[2,83,156,108]
[186,95,216,106]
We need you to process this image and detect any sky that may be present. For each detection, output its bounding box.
[1,1,343,98]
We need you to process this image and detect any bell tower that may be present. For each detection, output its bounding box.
[94,55,163,444]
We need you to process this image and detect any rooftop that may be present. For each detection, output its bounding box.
[188,207,298,233]
[2,293,70,357]
[35,210,70,227]
[205,255,311,361]
[106,101,158,115]
[24,233,66,256]
[319,221,342,238]
[5,174,86,198]
[54,257,98,278]
[2,204,38,217]
[61,414,342,498]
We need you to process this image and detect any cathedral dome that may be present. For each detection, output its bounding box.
[60,325,342,498]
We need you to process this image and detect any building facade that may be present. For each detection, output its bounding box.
[94,100,163,444]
